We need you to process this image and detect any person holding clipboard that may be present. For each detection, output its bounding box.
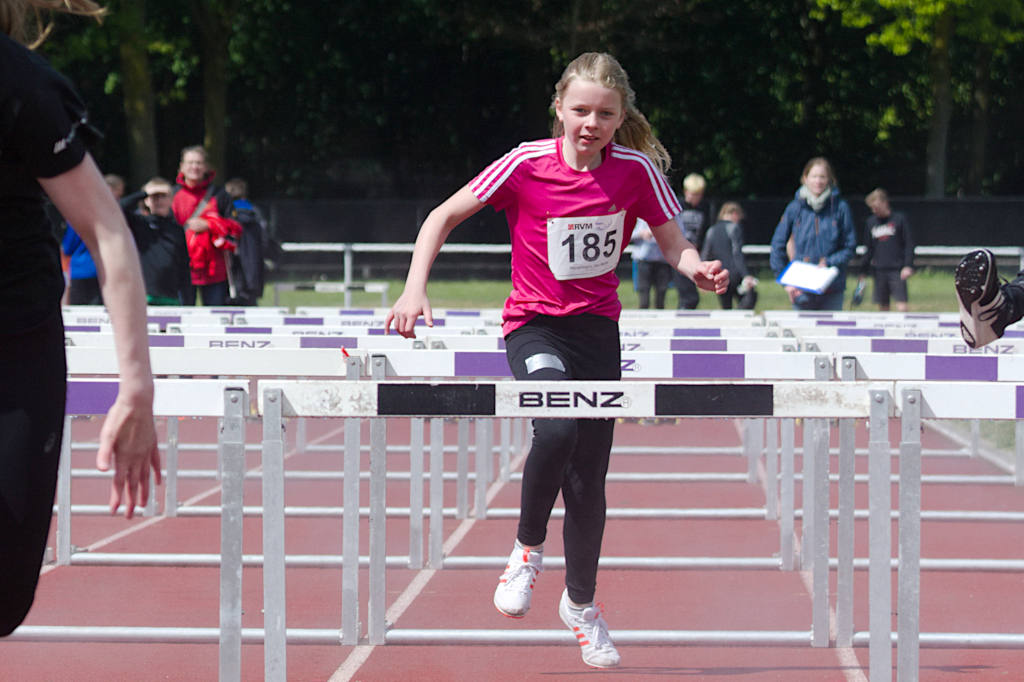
[769,157,856,310]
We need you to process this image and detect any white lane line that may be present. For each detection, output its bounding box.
[758,455,868,682]
[329,445,529,682]
[41,421,347,572]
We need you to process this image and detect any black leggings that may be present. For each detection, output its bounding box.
[504,314,620,604]
[0,312,66,636]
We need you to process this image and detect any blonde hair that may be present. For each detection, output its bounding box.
[717,201,744,221]
[143,176,172,194]
[0,1,104,48]
[551,52,671,175]
[865,188,889,208]
[683,173,706,195]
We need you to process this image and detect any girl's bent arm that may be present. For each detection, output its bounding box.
[386,185,487,337]
[649,219,730,294]
[40,154,161,519]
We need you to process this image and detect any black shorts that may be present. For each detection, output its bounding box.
[505,313,620,382]
[873,268,908,304]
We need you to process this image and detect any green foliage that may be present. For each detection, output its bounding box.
[35,0,1024,198]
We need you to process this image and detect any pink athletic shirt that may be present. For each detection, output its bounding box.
[469,138,682,335]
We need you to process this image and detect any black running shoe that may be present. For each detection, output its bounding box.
[955,249,1012,348]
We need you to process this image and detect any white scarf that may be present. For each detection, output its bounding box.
[798,185,831,212]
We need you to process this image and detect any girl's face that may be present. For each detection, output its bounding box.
[803,163,831,196]
[555,78,625,170]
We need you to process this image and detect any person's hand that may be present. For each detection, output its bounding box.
[385,290,432,338]
[741,275,758,290]
[900,266,913,281]
[692,260,729,295]
[95,395,161,519]
[784,285,801,303]
[185,217,209,232]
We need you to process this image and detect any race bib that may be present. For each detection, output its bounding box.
[546,211,626,281]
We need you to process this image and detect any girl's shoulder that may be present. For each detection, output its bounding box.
[481,138,558,176]
[471,139,557,200]
[500,138,558,160]
[606,143,660,173]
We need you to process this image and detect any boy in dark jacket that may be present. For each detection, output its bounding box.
[122,177,191,305]
[859,188,914,311]
[224,177,268,306]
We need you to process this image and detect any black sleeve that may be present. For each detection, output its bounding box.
[214,186,235,218]
[901,213,915,268]
[122,210,150,247]
[120,189,148,210]
[861,218,875,275]
[731,224,749,280]
[179,233,192,293]
[10,69,100,179]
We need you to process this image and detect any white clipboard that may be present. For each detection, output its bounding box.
[777,261,839,294]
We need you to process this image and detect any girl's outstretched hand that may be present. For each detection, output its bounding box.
[693,260,730,295]
[385,290,433,338]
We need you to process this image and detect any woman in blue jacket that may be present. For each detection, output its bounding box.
[769,157,856,310]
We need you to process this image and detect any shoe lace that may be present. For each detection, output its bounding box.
[502,555,540,590]
[582,603,614,650]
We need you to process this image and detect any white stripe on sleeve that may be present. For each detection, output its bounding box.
[468,139,556,201]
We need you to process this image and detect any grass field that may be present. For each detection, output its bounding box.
[259,266,962,313]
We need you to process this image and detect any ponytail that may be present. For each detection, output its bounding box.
[615,108,671,175]
[1,1,105,48]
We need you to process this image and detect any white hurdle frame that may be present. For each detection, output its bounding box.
[255,379,928,675]
[33,322,1024,682]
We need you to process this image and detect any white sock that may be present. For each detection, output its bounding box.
[514,539,542,554]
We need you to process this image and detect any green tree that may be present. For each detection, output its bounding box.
[189,0,241,177]
[814,0,1024,196]
[107,2,159,186]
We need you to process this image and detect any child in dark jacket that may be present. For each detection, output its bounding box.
[701,202,757,310]
[858,188,914,312]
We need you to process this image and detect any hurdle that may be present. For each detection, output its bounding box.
[251,378,932,680]
[46,306,1024,680]
[21,372,1024,682]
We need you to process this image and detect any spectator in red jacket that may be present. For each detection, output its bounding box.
[172,145,241,306]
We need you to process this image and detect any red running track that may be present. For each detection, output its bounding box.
[3,415,1024,681]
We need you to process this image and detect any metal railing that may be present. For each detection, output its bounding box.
[281,242,1024,299]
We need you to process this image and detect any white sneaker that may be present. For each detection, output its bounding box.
[493,543,542,618]
[558,589,620,668]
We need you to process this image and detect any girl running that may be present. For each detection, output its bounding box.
[385,52,727,668]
